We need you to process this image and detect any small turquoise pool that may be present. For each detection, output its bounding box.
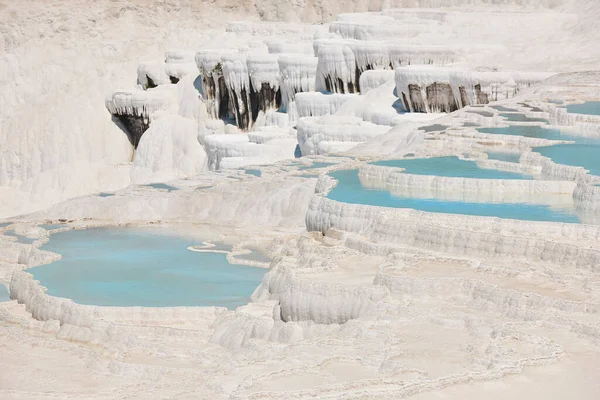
[41,223,66,231]
[326,169,579,223]
[145,183,179,192]
[533,144,600,176]
[244,169,262,177]
[98,192,115,198]
[0,284,10,302]
[499,113,547,123]
[3,230,37,244]
[31,227,267,309]
[419,124,447,132]
[371,157,532,179]
[564,101,600,116]
[478,125,600,146]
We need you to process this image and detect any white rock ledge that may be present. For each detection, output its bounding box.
[358,164,577,204]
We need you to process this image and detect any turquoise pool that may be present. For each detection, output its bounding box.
[326,169,579,223]
[533,144,600,176]
[371,157,533,179]
[478,125,600,146]
[245,169,262,177]
[564,101,600,116]
[144,183,179,192]
[499,113,547,123]
[3,230,37,244]
[419,124,447,132]
[31,227,267,309]
[0,284,10,302]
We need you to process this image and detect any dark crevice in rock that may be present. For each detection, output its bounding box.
[169,76,180,84]
[337,78,345,94]
[218,77,230,119]
[249,81,281,123]
[146,76,157,89]
[408,84,425,113]
[112,115,149,149]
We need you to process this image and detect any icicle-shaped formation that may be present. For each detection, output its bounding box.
[137,50,199,89]
[137,61,170,90]
[351,41,392,74]
[195,50,232,120]
[395,66,550,113]
[164,49,198,84]
[247,54,281,122]
[314,39,461,94]
[388,44,460,67]
[222,53,252,130]
[359,70,395,94]
[395,66,474,113]
[278,54,318,120]
[105,87,175,148]
[328,20,439,41]
[295,92,358,118]
[315,40,357,94]
[265,40,314,55]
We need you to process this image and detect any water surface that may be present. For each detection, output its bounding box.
[533,144,600,176]
[372,156,532,179]
[565,101,600,116]
[327,169,579,223]
[31,227,266,309]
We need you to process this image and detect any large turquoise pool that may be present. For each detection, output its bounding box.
[30,227,267,309]
[477,125,600,146]
[372,156,533,179]
[326,169,579,223]
[533,144,600,176]
[565,101,600,116]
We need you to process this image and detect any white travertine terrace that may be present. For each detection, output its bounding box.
[358,163,577,205]
[297,115,390,155]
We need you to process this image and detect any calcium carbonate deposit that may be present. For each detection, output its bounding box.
[1,0,600,398]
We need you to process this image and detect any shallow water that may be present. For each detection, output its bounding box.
[31,227,266,309]
[145,183,179,192]
[98,192,115,197]
[490,105,517,112]
[0,284,10,302]
[41,223,66,231]
[327,169,579,223]
[466,110,494,117]
[478,125,600,145]
[234,250,271,263]
[419,124,447,132]
[372,156,532,180]
[3,230,37,244]
[533,144,600,176]
[565,101,600,116]
[499,113,547,123]
[245,169,262,177]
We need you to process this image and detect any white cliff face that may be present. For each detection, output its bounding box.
[3,1,600,399]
